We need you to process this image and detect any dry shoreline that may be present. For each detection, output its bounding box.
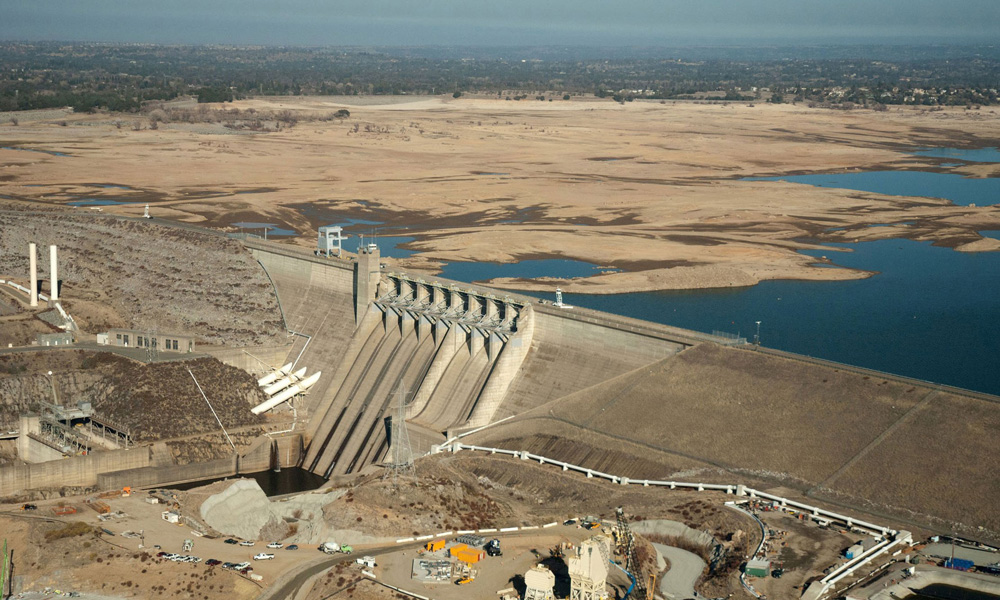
[2,97,999,294]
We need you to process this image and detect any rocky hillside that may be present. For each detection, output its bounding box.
[0,210,284,346]
[0,350,266,440]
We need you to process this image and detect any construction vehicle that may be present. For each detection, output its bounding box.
[455,576,475,585]
[485,538,502,557]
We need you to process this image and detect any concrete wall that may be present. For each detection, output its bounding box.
[202,344,295,377]
[0,446,151,497]
[96,434,303,490]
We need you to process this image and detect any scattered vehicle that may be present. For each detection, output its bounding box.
[319,542,340,554]
[772,568,784,579]
[485,539,502,557]
[224,539,239,545]
[285,544,298,551]
[254,553,275,560]
[563,519,576,526]
[153,545,161,550]
[182,539,193,552]
[21,504,37,511]
[266,542,283,549]
[206,559,221,566]
[239,541,255,547]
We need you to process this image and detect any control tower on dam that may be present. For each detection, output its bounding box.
[244,238,696,478]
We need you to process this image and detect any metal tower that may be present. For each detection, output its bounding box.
[615,507,649,600]
[384,386,414,485]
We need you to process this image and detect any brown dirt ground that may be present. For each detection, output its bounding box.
[0,513,260,599]
[2,98,999,294]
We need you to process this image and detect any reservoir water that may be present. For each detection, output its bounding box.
[435,150,1000,395]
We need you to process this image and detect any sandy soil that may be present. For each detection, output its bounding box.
[3,98,999,293]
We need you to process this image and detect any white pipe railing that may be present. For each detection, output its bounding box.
[444,441,907,600]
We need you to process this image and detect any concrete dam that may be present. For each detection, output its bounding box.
[246,239,696,478]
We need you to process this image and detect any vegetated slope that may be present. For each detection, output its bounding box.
[469,342,1000,542]
[0,351,266,441]
[0,210,284,345]
[90,356,267,441]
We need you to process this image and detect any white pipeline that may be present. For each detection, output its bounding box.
[251,371,320,415]
[257,362,293,387]
[263,367,307,397]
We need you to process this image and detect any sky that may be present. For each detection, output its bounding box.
[2,0,999,46]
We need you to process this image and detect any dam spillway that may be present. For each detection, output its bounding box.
[246,238,690,477]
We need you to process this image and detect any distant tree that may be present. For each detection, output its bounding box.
[452,91,462,99]
[563,94,570,100]
[334,109,350,118]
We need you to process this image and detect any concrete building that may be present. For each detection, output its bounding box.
[569,536,611,600]
[524,565,556,600]
[104,329,195,353]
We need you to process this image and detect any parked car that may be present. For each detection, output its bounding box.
[239,541,255,547]
[221,562,236,570]
[563,519,576,526]
[266,542,283,549]
[224,539,239,545]
[206,559,221,566]
[285,544,298,551]
[253,553,275,561]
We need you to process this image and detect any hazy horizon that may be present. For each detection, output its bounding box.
[4,0,999,47]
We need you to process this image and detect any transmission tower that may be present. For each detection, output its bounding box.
[615,507,649,600]
[384,386,414,486]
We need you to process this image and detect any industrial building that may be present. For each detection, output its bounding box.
[102,329,195,353]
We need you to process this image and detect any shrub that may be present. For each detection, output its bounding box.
[44,521,94,542]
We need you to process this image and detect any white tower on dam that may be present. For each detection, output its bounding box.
[29,242,38,307]
[49,244,58,302]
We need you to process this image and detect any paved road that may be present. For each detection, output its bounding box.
[652,543,707,600]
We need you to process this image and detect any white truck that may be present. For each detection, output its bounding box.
[319,542,353,554]
[319,542,340,554]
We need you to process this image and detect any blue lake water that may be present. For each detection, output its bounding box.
[745,171,1000,206]
[68,199,136,206]
[232,222,295,236]
[1,146,70,157]
[357,236,416,258]
[911,147,1000,162]
[500,239,1000,395]
[439,259,617,282]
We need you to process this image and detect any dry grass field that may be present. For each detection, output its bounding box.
[470,343,1000,542]
[825,391,1000,537]
[3,97,999,294]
